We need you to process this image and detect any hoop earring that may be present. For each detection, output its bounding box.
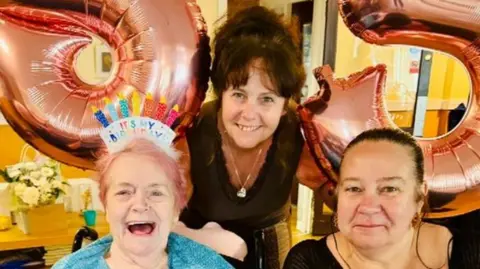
[411,211,422,227]
[333,213,338,228]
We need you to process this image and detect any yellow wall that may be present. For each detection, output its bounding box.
[422,54,470,137]
[0,126,93,181]
[335,19,470,137]
[75,38,110,85]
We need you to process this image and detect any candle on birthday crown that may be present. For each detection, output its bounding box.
[131,91,141,116]
[142,93,155,118]
[165,104,180,127]
[117,93,130,118]
[104,97,119,121]
[153,96,168,121]
[91,106,110,127]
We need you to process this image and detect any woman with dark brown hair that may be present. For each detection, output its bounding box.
[175,5,327,269]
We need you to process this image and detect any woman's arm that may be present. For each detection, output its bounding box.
[173,222,248,261]
[173,137,247,261]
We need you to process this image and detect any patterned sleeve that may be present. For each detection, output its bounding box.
[283,240,319,269]
[446,209,480,268]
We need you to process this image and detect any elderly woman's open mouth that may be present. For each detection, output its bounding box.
[127,221,157,236]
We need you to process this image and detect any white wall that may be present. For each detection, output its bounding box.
[197,0,228,38]
[0,111,5,125]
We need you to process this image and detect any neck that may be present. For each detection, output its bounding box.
[343,228,416,269]
[106,241,168,269]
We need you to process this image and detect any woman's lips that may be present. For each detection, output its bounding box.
[353,224,385,230]
[127,221,157,236]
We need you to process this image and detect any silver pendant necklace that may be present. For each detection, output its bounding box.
[237,186,247,198]
[224,131,264,198]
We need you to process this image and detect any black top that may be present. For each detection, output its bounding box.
[284,209,480,269]
[181,100,304,268]
[283,237,342,269]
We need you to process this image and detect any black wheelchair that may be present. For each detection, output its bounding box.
[71,226,99,253]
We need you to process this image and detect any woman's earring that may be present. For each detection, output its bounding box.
[411,211,422,227]
[333,213,338,228]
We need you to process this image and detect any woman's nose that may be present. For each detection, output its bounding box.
[240,102,257,120]
[131,193,149,212]
[358,194,381,214]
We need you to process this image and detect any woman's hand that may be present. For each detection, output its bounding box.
[173,221,248,261]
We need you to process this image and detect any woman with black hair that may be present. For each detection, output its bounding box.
[175,6,327,269]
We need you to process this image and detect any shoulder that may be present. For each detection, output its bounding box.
[168,233,234,269]
[420,222,453,254]
[418,222,451,243]
[284,238,331,269]
[421,222,451,239]
[290,238,324,253]
[415,222,452,267]
[52,235,112,269]
[445,210,480,267]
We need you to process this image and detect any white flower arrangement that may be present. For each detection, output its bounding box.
[0,158,69,209]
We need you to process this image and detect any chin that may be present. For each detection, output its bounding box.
[350,234,388,249]
[232,138,260,149]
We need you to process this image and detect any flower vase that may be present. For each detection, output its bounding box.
[15,203,68,235]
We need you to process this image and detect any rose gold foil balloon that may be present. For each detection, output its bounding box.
[339,0,480,218]
[301,0,480,217]
[0,0,210,170]
[298,65,389,200]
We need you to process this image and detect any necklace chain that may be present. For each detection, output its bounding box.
[223,130,263,198]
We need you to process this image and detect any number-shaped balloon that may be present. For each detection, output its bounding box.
[300,0,480,218]
[0,0,210,170]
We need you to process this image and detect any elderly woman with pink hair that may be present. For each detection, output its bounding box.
[53,138,242,269]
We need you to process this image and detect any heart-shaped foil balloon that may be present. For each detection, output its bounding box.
[0,0,210,170]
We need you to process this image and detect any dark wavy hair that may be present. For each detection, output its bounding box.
[210,6,305,101]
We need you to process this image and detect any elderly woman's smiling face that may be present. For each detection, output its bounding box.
[104,153,178,256]
[337,140,424,250]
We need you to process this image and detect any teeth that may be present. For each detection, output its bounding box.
[237,124,260,132]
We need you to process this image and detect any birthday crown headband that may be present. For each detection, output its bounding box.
[92,91,180,157]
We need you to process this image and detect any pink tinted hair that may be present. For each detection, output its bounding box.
[95,138,187,211]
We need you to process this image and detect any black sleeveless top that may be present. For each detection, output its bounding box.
[181,100,304,228]
[180,100,304,268]
[283,209,480,269]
